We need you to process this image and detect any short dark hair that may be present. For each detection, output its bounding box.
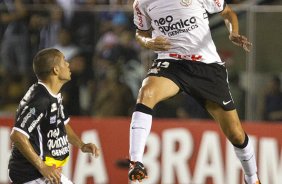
[33,48,61,80]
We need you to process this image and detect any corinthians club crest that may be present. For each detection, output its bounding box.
[180,0,192,6]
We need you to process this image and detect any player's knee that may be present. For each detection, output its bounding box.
[228,131,245,145]
[137,85,158,104]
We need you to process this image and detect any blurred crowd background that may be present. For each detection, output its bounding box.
[0,0,282,122]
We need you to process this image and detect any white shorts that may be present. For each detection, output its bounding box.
[23,174,73,184]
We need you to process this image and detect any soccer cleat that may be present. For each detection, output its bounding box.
[244,179,261,184]
[128,161,148,181]
[244,174,261,184]
[244,181,261,184]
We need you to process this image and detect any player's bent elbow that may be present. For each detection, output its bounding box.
[10,130,26,144]
[10,130,17,143]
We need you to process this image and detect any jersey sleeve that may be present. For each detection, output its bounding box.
[133,0,151,30]
[203,0,226,14]
[62,106,70,125]
[13,102,47,139]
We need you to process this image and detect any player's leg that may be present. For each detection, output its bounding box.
[205,100,260,184]
[24,175,72,184]
[23,175,73,184]
[129,76,179,181]
[8,170,48,184]
[61,174,73,184]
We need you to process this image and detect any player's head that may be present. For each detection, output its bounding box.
[33,48,71,82]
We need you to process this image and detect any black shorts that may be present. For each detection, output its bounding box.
[147,59,235,111]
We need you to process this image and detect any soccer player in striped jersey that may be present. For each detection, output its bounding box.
[8,48,99,184]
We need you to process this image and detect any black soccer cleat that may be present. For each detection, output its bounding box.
[128,161,148,181]
[244,179,261,184]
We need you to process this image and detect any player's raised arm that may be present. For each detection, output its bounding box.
[65,124,99,157]
[220,4,252,52]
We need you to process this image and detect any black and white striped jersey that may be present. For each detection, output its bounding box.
[8,82,70,183]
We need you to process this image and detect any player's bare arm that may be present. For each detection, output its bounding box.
[10,130,61,184]
[220,5,252,52]
[136,29,171,51]
[65,124,99,157]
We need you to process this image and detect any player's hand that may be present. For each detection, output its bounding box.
[81,143,100,157]
[229,32,252,52]
[40,165,61,184]
[145,36,171,51]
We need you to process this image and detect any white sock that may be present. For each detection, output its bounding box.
[233,137,258,179]
[129,111,152,162]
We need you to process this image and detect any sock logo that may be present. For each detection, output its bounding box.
[242,154,253,162]
[132,127,145,130]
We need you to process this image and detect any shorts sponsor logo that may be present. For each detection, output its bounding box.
[148,61,171,74]
[223,100,232,105]
[148,68,160,74]
[154,15,198,37]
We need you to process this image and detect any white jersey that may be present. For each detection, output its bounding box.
[133,0,226,64]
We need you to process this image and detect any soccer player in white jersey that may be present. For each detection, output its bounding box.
[129,0,261,184]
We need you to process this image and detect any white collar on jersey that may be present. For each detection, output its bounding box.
[38,81,61,99]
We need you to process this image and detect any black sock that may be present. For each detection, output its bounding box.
[134,103,153,115]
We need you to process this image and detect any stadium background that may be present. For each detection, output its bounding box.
[0,0,282,184]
